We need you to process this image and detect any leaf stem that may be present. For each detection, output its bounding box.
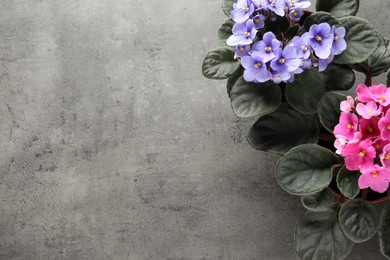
[361,188,368,201]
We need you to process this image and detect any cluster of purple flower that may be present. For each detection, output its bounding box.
[228,22,347,83]
[226,0,347,84]
[231,0,311,25]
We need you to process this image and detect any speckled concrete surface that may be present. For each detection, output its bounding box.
[0,0,389,259]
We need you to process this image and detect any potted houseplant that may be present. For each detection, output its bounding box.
[202,0,390,259]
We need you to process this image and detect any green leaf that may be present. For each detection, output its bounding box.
[318,92,346,133]
[202,48,240,79]
[350,34,390,76]
[315,0,359,18]
[247,103,319,155]
[222,0,234,17]
[285,24,302,40]
[227,67,243,98]
[336,166,360,199]
[379,202,390,259]
[276,144,339,195]
[295,207,354,260]
[285,69,327,114]
[230,77,281,118]
[218,18,235,48]
[339,198,379,243]
[324,63,355,91]
[334,17,380,65]
[303,11,341,31]
[301,188,334,212]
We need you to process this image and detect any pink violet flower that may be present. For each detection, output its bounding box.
[378,110,390,140]
[380,144,390,168]
[373,138,386,154]
[333,112,358,140]
[340,96,355,113]
[356,101,381,119]
[360,117,380,140]
[369,84,390,107]
[334,136,348,155]
[358,165,390,193]
[342,139,376,171]
[356,84,373,103]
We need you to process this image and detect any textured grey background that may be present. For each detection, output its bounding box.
[0,0,389,259]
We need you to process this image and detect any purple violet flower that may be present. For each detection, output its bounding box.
[292,35,310,59]
[241,55,272,83]
[252,0,268,10]
[307,23,334,59]
[235,45,251,58]
[227,20,258,46]
[270,46,301,73]
[253,14,266,29]
[232,0,255,23]
[251,32,282,62]
[331,25,347,55]
[266,0,286,16]
[289,8,303,22]
[270,69,292,84]
[285,0,311,9]
[318,54,334,72]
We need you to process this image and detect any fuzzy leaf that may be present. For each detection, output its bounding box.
[222,0,235,17]
[350,34,390,76]
[230,77,281,118]
[218,18,235,48]
[315,0,359,18]
[336,166,360,199]
[247,103,319,155]
[318,92,346,133]
[202,48,240,79]
[286,69,326,114]
[295,207,354,260]
[324,64,355,91]
[303,11,341,31]
[334,17,380,65]
[301,189,334,212]
[339,198,379,243]
[276,144,338,195]
[227,67,243,97]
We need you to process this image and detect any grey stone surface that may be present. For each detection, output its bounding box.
[0,0,389,259]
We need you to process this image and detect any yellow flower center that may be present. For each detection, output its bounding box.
[387,125,390,130]
[264,46,272,52]
[301,45,308,51]
[291,0,295,4]
[239,46,245,52]
[316,35,323,41]
[372,171,378,177]
[279,58,285,64]
[254,18,260,23]
[381,95,386,102]
[244,32,250,37]
[374,142,381,149]
[243,7,248,11]
[334,36,339,40]
[254,63,261,68]
[359,150,366,157]
[367,126,373,133]
[293,10,299,16]
[385,154,390,160]
[368,109,373,115]
[347,124,354,129]
[271,1,276,6]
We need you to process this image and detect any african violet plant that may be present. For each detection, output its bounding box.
[202,0,390,259]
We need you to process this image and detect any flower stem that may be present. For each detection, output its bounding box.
[361,188,368,201]
[365,69,372,86]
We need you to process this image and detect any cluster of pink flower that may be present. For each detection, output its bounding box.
[334,84,390,193]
